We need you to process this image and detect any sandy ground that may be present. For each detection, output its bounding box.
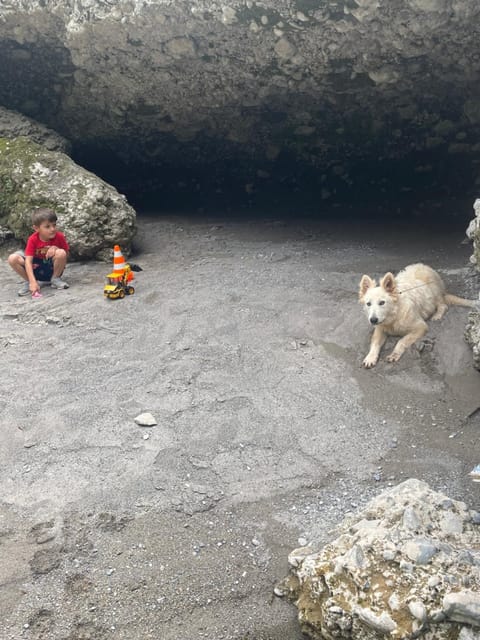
[0,212,479,640]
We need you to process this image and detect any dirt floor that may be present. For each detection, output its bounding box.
[0,210,479,640]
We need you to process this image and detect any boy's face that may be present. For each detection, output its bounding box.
[34,220,57,242]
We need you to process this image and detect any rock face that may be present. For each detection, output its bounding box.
[0,106,70,153]
[279,479,480,640]
[465,200,480,371]
[0,137,136,260]
[465,311,480,372]
[0,1,480,198]
[467,200,480,269]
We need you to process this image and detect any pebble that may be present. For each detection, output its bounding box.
[403,538,438,564]
[409,600,427,622]
[134,412,157,426]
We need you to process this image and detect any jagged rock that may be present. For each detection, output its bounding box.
[0,106,71,154]
[467,200,480,269]
[464,200,480,371]
[0,137,136,260]
[279,479,480,640]
[465,311,480,372]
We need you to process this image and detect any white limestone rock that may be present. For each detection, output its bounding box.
[134,413,158,427]
[466,199,480,267]
[281,479,480,639]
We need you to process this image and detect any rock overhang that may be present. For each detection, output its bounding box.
[0,0,480,209]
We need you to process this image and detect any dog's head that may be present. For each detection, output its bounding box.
[359,272,398,326]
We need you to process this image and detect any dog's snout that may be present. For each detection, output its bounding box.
[370,316,379,325]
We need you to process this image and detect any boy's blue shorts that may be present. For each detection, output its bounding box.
[15,250,54,281]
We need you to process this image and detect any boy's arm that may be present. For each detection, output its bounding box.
[46,234,69,258]
[24,256,39,293]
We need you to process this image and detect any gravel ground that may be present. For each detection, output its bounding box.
[0,211,479,640]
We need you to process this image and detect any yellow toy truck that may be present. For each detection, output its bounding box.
[104,264,135,300]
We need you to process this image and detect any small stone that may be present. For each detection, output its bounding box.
[288,546,313,568]
[274,37,297,60]
[403,538,438,564]
[428,575,441,588]
[408,600,427,622]
[134,412,157,426]
[402,506,421,531]
[388,593,400,611]
[354,607,397,633]
[442,591,480,626]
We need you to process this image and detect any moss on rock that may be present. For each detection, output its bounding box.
[0,136,136,260]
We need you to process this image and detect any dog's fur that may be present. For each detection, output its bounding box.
[359,263,476,367]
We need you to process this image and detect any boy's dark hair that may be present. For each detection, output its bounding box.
[32,208,57,227]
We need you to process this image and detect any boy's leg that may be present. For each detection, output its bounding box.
[51,249,69,289]
[8,251,28,279]
[8,252,33,296]
[52,248,67,277]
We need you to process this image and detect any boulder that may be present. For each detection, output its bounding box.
[0,106,71,154]
[0,137,136,260]
[278,479,480,640]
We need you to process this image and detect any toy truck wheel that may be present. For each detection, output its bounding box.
[118,289,125,299]
[127,286,135,295]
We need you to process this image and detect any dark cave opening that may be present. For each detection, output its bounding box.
[73,142,479,227]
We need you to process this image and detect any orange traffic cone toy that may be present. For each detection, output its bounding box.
[103,245,135,300]
[113,244,127,274]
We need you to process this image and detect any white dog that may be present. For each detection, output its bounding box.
[359,263,476,368]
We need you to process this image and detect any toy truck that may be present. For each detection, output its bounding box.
[104,264,135,300]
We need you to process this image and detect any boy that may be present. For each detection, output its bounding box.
[8,208,70,296]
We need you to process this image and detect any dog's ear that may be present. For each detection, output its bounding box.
[359,275,375,300]
[380,272,396,293]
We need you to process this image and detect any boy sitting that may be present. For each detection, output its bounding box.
[8,207,70,296]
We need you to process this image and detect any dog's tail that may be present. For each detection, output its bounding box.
[444,293,480,309]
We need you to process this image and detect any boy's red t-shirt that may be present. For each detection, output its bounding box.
[25,231,69,259]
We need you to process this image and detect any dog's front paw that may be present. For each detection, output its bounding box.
[386,351,401,363]
[362,355,378,368]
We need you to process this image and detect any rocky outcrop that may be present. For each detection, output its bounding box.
[0,1,480,198]
[467,200,480,269]
[465,311,480,372]
[465,200,480,371]
[277,479,480,640]
[0,106,71,154]
[0,137,136,260]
